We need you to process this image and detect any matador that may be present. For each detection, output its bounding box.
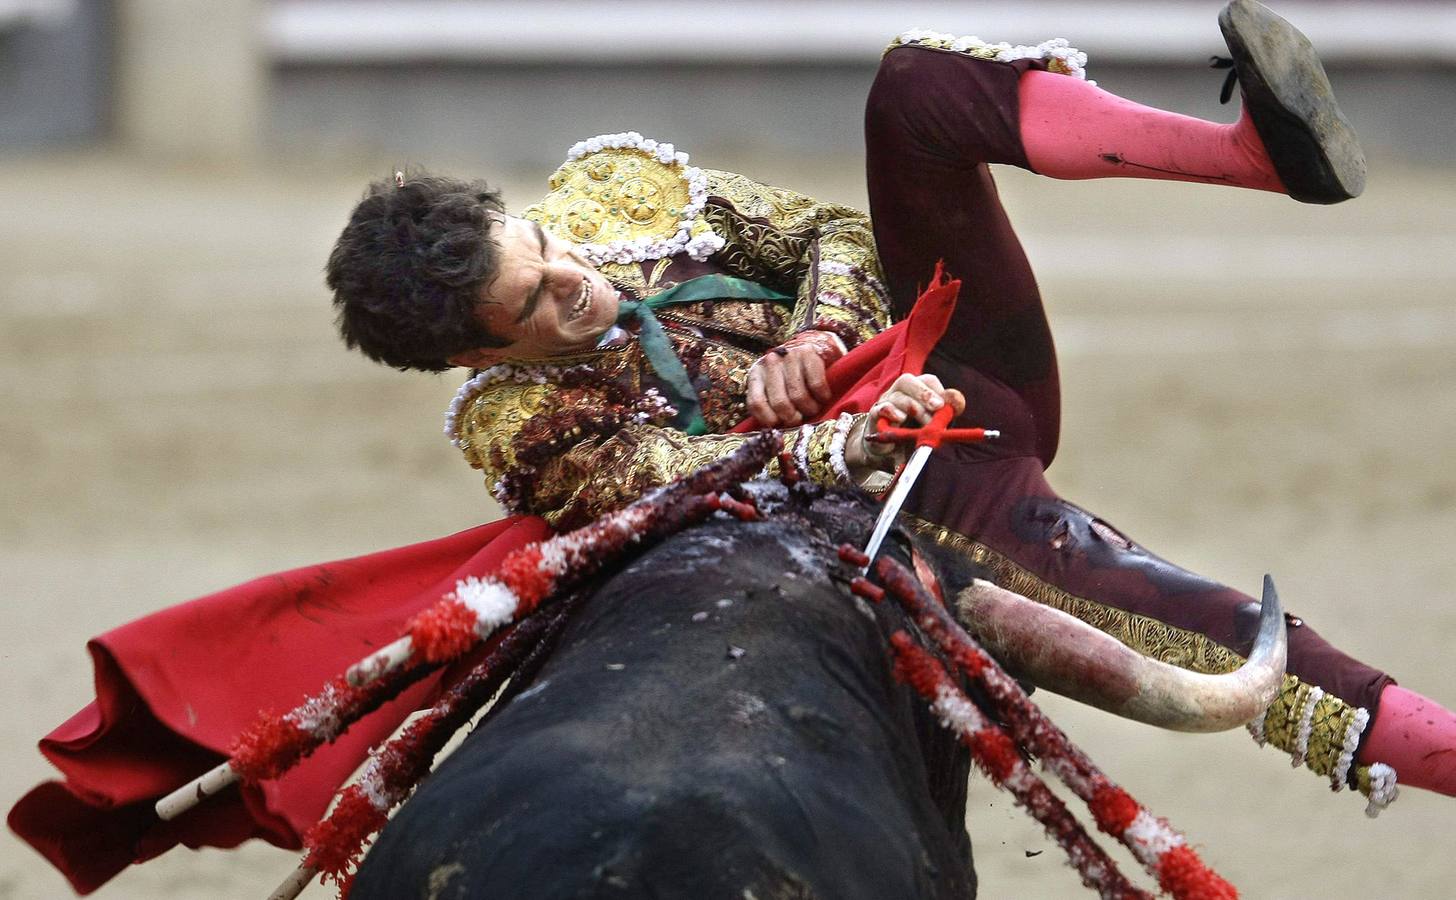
[11,0,1454,892]
[416,6,1456,807]
[377,6,1454,810]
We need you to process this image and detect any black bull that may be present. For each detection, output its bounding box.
[347,485,1282,898]
[354,490,981,899]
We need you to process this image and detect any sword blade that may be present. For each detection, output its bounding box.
[860,444,934,573]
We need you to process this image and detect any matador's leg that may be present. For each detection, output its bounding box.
[1017,0,1363,204]
[862,7,1456,805]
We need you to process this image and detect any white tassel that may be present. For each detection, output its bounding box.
[1364,763,1399,818]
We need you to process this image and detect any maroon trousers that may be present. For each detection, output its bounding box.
[864,46,1391,716]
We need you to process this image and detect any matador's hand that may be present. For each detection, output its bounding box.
[846,374,968,473]
[746,330,845,427]
[869,373,966,430]
[844,372,966,477]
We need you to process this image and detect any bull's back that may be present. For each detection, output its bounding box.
[353,516,975,899]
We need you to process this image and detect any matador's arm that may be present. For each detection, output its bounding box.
[450,367,863,530]
[700,169,893,349]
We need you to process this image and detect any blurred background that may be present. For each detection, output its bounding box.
[3,1,1455,897]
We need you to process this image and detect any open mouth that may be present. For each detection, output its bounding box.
[566,279,593,323]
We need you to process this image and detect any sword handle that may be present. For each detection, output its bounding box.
[874,404,996,448]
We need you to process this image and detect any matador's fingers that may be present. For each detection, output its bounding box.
[912,373,966,416]
[778,352,823,419]
[751,354,802,426]
[869,398,908,425]
[890,373,946,410]
[799,351,833,405]
[746,364,778,426]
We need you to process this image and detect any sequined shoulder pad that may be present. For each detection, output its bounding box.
[446,362,677,479]
[521,132,725,265]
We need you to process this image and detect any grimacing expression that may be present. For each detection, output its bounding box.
[451,215,621,364]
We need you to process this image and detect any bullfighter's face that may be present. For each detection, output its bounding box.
[454,214,621,363]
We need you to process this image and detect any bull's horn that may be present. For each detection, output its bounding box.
[955,575,1287,733]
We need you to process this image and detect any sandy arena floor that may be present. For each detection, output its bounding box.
[2,149,1453,898]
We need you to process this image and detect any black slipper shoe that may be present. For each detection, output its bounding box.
[1218,0,1366,204]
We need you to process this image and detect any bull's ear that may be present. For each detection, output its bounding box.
[448,347,505,368]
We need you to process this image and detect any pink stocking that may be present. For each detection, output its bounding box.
[1360,684,1456,797]
[1017,69,1285,194]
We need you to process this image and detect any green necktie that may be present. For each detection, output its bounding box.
[614,275,791,435]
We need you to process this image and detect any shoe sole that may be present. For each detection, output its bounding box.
[1219,0,1366,203]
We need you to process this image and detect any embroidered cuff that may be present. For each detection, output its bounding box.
[781,415,858,489]
[1249,674,1392,811]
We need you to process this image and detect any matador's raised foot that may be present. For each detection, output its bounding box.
[1219,0,1366,203]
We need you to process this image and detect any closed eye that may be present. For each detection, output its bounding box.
[514,222,551,324]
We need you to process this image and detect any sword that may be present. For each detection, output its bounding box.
[859,403,998,573]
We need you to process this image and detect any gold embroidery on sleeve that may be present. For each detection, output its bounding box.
[702,169,890,346]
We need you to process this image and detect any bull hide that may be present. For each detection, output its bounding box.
[352,490,977,899]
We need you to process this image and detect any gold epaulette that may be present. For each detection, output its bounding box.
[446,356,636,471]
[522,132,724,267]
[451,375,553,476]
[444,358,679,512]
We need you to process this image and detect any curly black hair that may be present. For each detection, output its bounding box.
[327,171,510,372]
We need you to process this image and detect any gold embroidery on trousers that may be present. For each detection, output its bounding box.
[906,516,1380,799]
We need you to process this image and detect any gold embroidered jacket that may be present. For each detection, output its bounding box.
[449,141,893,531]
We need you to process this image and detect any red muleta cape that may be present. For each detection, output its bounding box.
[10,271,960,894]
